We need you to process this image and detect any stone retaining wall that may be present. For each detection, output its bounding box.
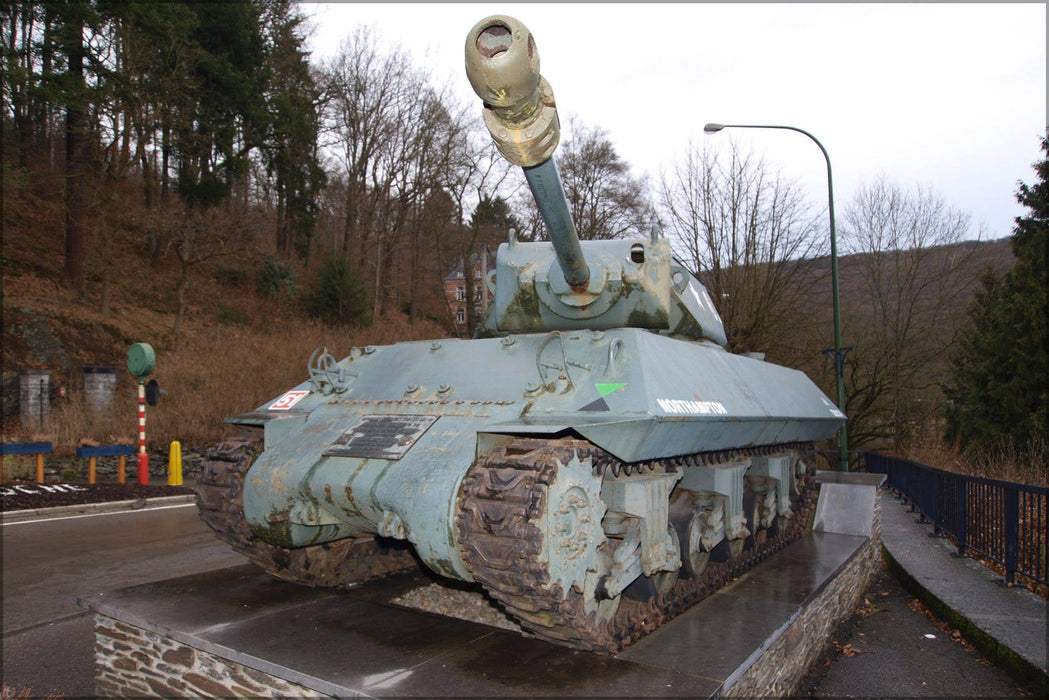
[94,616,318,698]
[724,494,883,697]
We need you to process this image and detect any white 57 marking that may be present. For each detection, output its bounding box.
[270,390,309,410]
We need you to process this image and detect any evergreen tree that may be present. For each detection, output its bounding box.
[304,255,370,325]
[261,0,326,262]
[173,0,268,207]
[945,135,1048,451]
[469,194,518,232]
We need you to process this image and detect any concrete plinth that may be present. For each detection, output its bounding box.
[81,484,883,697]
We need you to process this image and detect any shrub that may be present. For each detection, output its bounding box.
[257,258,297,300]
[303,256,370,326]
[213,264,249,288]
[2,456,32,481]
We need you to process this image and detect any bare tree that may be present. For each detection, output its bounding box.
[320,28,465,319]
[511,118,653,242]
[658,138,827,360]
[320,28,412,260]
[397,88,472,324]
[840,176,983,453]
[145,201,258,344]
[436,113,515,334]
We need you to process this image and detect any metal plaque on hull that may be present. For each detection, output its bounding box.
[324,415,437,460]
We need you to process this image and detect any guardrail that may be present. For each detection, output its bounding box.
[0,442,53,483]
[76,445,136,484]
[865,452,1048,587]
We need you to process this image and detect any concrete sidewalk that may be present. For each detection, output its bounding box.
[878,490,1046,689]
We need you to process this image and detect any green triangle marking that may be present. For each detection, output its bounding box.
[595,382,627,398]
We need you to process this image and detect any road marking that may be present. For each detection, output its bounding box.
[1,502,197,527]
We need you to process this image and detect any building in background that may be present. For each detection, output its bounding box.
[443,246,496,330]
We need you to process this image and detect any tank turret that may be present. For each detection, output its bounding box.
[466,15,727,345]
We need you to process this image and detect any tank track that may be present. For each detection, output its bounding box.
[195,432,417,587]
[457,437,818,653]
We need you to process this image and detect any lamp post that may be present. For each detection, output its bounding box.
[703,122,849,471]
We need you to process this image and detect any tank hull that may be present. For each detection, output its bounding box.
[238,329,842,581]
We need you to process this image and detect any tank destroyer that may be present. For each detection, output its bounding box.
[196,14,845,652]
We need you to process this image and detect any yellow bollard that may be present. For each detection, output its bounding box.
[167,441,182,486]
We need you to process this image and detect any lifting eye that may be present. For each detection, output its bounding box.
[630,244,645,264]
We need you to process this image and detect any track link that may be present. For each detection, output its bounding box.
[195,431,417,587]
[457,437,817,653]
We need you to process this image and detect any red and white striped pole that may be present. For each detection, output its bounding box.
[136,379,149,484]
[127,343,156,485]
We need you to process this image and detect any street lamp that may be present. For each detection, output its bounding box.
[703,122,849,472]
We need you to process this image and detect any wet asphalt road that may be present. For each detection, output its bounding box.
[2,503,244,697]
[2,503,1036,698]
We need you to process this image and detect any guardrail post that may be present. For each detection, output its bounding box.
[915,463,931,524]
[951,477,968,558]
[1003,487,1019,586]
[901,460,915,510]
[902,459,910,510]
[929,470,946,537]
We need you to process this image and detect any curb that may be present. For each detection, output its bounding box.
[881,541,1049,695]
[1,494,197,524]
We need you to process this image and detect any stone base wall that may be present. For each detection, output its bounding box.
[93,616,322,698]
[93,495,883,699]
[725,494,883,697]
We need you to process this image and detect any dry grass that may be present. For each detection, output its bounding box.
[1,206,451,456]
[147,314,446,448]
[900,427,1048,600]
[2,313,448,454]
[908,434,1047,488]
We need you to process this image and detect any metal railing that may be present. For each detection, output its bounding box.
[865,452,1048,586]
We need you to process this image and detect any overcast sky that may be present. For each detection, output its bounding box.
[301,3,1046,241]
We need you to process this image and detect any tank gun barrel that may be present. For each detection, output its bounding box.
[465,15,589,289]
